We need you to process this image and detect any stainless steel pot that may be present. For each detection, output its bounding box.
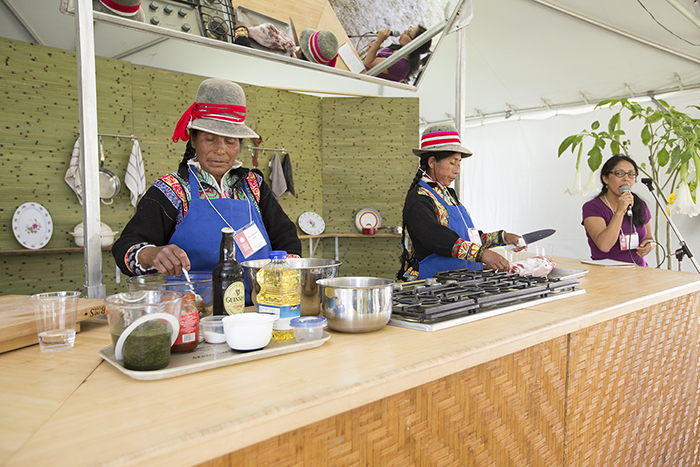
[316,277,393,333]
[98,138,121,204]
[241,258,342,316]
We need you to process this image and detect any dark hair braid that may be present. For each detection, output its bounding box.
[397,155,431,280]
[180,130,199,164]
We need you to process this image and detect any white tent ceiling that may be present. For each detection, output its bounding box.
[1,0,700,124]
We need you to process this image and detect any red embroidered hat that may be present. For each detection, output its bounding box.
[412,123,473,158]
[172,79,259,143]
[299,28,339,67]
[94,0,145,21]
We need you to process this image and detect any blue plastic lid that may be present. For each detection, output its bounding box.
[269,250,287,260]
[290,316,327,328]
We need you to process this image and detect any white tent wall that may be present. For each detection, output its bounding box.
[459,89,700,273]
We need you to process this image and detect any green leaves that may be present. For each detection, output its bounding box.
[588,145,602,171]
[558,134,578,157]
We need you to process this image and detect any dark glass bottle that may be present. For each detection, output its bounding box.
[212,227,245,316]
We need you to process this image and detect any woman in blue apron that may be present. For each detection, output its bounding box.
[397,123,525,281]
[113,79,301,302]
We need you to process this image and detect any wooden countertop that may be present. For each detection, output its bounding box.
[3,257,700,466]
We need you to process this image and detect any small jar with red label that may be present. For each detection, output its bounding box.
[171,293,199,352]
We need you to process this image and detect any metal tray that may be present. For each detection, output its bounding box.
[99,332,330,381]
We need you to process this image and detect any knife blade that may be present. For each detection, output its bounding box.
[289,16,299,47]
[521,229,555,245]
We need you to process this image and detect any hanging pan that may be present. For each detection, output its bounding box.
[98,137,121,205]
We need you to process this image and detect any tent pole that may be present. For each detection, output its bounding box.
[75,0,105,298]
[664,0,700,31]
[455,26,468,200]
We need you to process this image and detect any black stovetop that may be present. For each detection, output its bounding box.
[389,267,586,332]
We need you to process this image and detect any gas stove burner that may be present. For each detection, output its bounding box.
[391,267,585,331]
[201,13,229,40]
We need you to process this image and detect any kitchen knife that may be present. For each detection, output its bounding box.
[521,229,556,245]
[289,17,299,47]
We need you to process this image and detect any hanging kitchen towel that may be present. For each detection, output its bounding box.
[124,139,146,207]
[64,138,83,205]
[281,152,296,197]
[269,151,287,199]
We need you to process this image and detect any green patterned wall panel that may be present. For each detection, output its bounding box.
[321,97,418,279]
[1,36,416,296]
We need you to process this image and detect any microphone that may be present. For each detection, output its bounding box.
[620,185,633,217]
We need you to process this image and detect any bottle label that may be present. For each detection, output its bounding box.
[258,304,299,330]
[223,282,245,315]
[174,295,199,345]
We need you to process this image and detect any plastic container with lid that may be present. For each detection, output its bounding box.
[289,316,327,343]
[200,316,226,344]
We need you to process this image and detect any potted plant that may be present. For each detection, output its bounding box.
[558,97,699,269]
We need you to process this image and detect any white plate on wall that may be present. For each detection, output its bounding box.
[355,207,382,231]
[298,212,325,235]
[12,202,53,249]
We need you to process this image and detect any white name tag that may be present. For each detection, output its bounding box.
[467,228,481,245]
[234,222,267,258]
[619,232,639,251]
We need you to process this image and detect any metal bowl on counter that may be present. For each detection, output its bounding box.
[241,258,341,316]
[316,277,393,333]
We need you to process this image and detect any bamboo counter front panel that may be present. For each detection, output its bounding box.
[2,257,700,467]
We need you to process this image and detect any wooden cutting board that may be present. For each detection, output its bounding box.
[0,295,105,353]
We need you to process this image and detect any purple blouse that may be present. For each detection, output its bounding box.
[365,48,410,82]
[581,197,651,266]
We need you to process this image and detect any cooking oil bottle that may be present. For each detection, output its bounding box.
[256,251,300,341]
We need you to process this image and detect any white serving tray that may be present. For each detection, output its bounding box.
[99,332,330,381]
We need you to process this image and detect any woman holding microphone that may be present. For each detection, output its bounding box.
[364,26,431,83]
[582,155,655,266]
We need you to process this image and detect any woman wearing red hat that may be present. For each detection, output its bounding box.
[398,123,524,281]
[113,79,301,303]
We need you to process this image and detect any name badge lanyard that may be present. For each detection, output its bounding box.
[446,189,474,238]
[189,167,252,230]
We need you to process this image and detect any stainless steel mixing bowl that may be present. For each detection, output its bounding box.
[316,277,394,333]
[241,258,342,316]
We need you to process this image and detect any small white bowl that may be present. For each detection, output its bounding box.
[200,316,226,344]
[222,313,276,351]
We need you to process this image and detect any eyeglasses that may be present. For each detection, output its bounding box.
[610,170,637,179]
[406,27,415,40]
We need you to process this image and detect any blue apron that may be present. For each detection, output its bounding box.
[417,181,482,279]
[169,168,272,305]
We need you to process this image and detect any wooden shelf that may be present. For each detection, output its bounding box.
[297,233,401,260]
[0,247,112,256]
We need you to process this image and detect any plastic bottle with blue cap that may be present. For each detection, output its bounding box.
[256,250,300,341]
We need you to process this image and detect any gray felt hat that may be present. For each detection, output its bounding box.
[93,0,145,22]
[412,123,473,158]
[299,28,339,66]
[187,79,259,139]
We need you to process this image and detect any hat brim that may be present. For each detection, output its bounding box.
[413,144,473,158]
[189,118,259,139]
[299,29,317,64]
